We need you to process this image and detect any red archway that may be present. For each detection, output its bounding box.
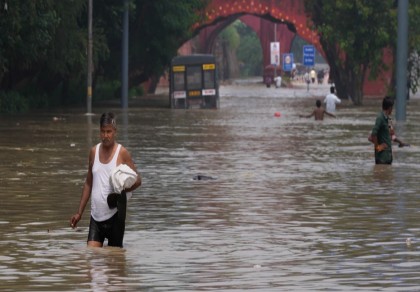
[175,0,390,96]
[198,15,300,71]
[194,0,322,68]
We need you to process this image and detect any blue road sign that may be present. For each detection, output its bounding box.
[303,45,315,67]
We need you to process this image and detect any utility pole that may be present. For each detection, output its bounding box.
[396,0,408,121]
[274,22,277,78]
[87,0,93,114]
[121,0,129,108]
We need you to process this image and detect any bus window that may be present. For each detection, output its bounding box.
[203,70,215,89]
[186,66,202,90]
[173,72,185,91]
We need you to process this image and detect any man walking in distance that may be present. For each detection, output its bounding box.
[323,86,341,113]
[370,96,394,165]
[70,112,141,247]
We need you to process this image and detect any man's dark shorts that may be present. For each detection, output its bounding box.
[375,158,392,165]
[87,212,125,247]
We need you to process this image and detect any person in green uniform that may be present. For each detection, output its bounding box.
[370,96,394,164]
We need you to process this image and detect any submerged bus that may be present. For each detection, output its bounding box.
[169,54,219,109]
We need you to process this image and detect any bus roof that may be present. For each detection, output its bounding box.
[171,54,216,66]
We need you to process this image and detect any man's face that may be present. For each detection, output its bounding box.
[100,124,116,147]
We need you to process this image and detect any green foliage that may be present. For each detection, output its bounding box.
[407,2,420,96]
[0,91,29,113]
[92,78,143,101]
[0,0,207,111]
[234,21,263,77]
[305,0,420,100]
[128,0,209,85]
[129,86,144,98]
[304,0,395,105]
[220,24,240,50]
[0,0,89,109]
[94,79,121,101]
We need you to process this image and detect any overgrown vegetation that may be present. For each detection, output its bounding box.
[215,20,263,79]
[0,0,207,112]
[304,0,420,105]
[2,1,420,111]
[303,0,395,105]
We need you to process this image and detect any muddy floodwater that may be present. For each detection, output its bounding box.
[1,81,420,291]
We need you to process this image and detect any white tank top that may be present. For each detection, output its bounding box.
[91,143,121,221]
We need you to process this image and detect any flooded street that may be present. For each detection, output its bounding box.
[1,81,420,291]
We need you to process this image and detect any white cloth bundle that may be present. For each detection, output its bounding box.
[110,164,138,196]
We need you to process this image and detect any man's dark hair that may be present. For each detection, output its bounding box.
[100,112,116,128]
[382,96,394,110]
[330,86,335,93]
[316,99,321,107]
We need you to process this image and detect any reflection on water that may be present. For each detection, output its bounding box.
[1,84,420,291]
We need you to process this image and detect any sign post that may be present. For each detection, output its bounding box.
[282,53,294,72]
[303,45,315,67]
[270,42,280,66]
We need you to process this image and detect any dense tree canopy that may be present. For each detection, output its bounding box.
[0,0,207,112]
[407,2,420,97]
[2,0,420,111]
[0,0,88,108]
[304,0,420,104]
[235,21,263,77]
[304,0,395,105]
[128,0,207,93]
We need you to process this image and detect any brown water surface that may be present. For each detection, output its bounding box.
[1,82,420,291]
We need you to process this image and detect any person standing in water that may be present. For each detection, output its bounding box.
[323,86,341,113]
[70,112,141,247]
[370,96,394,165]
[300,99,336,121]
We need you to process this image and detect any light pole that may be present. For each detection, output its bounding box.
[274,22,277,79]
[121,0,129,108]
[86,0,93,114]
[395,0,408,122]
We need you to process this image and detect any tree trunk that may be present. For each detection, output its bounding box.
[319,39,366,106]
[325,59,365,105]
[147,74,159,94]
[350,78,364,105]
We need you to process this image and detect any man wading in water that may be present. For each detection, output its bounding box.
[70,112,141,247]
[370,96,394,165]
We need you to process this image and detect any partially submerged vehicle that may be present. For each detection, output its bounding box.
[169,54,219,109]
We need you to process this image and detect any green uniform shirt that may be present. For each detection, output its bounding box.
[371,111,392,164]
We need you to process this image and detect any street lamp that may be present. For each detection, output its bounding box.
[395,0,408,121]
[87,0,93,114]
[121,0,129,108]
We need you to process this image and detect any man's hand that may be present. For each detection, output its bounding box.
[376,143,387,152]
[70,213,81,229]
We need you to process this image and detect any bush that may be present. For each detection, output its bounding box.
[28,93,50,109]
[129,86,144,98]
[0,91,29,113]
[94,79,121,101]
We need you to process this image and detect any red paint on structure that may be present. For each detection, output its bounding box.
[174,0,392,97]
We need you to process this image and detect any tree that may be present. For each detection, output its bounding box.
[406,2,420,98]
[0,1,63,90]
[126,0,208,93]
[217,23,240,79]
[304,0,395,105]
[0,0,208,111]
[0,1,101,107]
[235,21,263,77]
